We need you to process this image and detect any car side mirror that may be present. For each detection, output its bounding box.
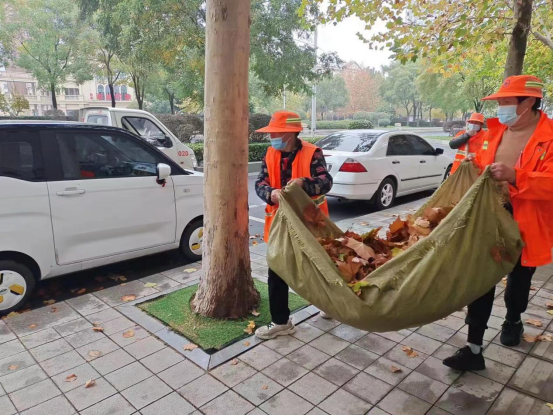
[157,163,171,186]
[435,148,444,155]
[162,136,173,148]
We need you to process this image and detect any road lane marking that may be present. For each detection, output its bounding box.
[249,216,265,223]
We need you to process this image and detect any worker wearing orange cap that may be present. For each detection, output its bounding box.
[254,111,333,340]
[449,113,487,174]
[444,75,553,372]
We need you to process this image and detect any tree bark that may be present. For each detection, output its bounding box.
[50,83,57,110]
[108,83,116,108]
[504,0,533,78]
[169,92,175,114]
[192,0,260,318]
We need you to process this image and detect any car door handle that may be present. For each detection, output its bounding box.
[56,188,86,196]
[392,161,400,164]
[420,160,426,164]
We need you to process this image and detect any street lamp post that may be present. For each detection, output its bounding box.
[311,24,318,137]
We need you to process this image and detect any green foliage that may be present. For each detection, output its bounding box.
[348,120,374,130]
[156,114,203,143]
[3,0,93,109]
[317,120,351,129]
[316,74,349,117]
[377,119,391,127]
[353,111,371,120]
[44,109,67,119]
[249,113,272,143]
[380,62,420,119]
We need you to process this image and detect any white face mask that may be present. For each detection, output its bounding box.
[497,104,529,127]
[467,124,481,132]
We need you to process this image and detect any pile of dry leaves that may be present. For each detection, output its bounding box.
[307,205,454,294]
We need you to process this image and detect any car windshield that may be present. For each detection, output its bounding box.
[316,131,382,152]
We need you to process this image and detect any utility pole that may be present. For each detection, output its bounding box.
[283,84,286,109]
[310,23,318,136]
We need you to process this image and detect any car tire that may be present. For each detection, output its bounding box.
[0,261,35,316]
[374,178,396,210]
[180,219,203,262]
[443,165,452,182]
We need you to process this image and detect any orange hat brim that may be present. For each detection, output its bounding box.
[482,91,543,101]
[255,125,303,133]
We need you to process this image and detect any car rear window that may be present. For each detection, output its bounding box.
[0,132,44,181]
[316,132,382,152]
[87,115,110,125]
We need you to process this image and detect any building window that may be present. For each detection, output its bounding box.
[114,85,121,101]
[121,85,130,101]
[97,85,105,101]
[25,83,34,96]
[64,88,80,96]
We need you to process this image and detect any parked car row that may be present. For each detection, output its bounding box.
[0,116,452,314]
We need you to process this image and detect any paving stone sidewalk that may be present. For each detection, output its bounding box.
[1,197,553,414]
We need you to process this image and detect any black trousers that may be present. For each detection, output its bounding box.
[465,258,536,345]
[268,268,290,325]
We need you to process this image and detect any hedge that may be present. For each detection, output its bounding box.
[316,120,351,129]
[190,137,319,164]
[348,120,374,130]
[353,111,371,120]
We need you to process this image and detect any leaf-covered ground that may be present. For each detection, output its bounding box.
[139,280,308,352]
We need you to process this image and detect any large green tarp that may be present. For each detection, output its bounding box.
[267,162,523,332]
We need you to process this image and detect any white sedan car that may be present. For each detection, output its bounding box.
[318,130,453,209]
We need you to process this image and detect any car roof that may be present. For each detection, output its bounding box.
[0,120,135,134]
[81,107,149,114]
[324,129,421,135]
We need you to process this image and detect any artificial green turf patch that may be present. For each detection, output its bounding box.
[138,280,309,352]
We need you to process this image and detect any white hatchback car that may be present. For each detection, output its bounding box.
[0,122,204,314]
[319,130,453,209]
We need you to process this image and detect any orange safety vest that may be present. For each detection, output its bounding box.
[475,113,553,267]
[264,140,329,242]
[450,129,487,174]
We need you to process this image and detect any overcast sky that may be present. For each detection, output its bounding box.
[315,13,392,71]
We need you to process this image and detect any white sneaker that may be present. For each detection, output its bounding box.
[255,320,295,340]
[320,311,331,320]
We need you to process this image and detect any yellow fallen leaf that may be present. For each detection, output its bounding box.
[251,310,260,317]
[123,330,135,338]
[261,385,269,390]
[526,319,543,327]
[402,346,418,358]
[546,402,553,410]
[92,327,104,333]
[144,282,157,288]
[120,283,126,286]
[183,268,197,274]
[538,334,553,342]
[109,275,126,282]
[77,288,87,295]
[88,350,102,358]
[183,343,198,351]
[43,299,56,306]
[243,341,250,347]
[28,324,37,329]
[244,321,256,335]
[65,374,77,382]
[523,333,538,343]
[231,359,239,365]
[547,310,553,316]
[501,277,507,287]
[8,365,18,371]
[121,295,136,302]
[390,365,402,373]
[85,379,95,388]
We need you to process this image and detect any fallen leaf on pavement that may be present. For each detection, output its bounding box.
[252,241,258,246]
[28,324,37,329]
[65,374,77,382]
[547,302,553,309]
[51,307,58,313]
[538,334,553,342]
[85,379,95,388]
[251,310,260,317]
[88,350,102,358]
[244,321,256,335]
[390,365,402,373]
[43,299,56,305]
[123,330,135,338]
[546,403,553,410]
[501,277,507,287]
[261,385,269,390]
[8,365,18,371]
[109,275,126,282]
[183,343,198,351]
[120,283,126,286]
[121,295,136,302]
[523,334,538,343]
[77,288,86,295]
[526,319,543,327]
[359,222,369,226]
[92,327,104,333]
[144,282,157,288]
[231,359,239,365]
[548,310,553,316]
[243,341,250,347]
[402,346,418,358]
[531,286,537,291]
[183,268,197,274]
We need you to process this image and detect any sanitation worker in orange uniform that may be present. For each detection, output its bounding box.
[449,113,487,175]
[443,75,553,372]
[254,111,333,340]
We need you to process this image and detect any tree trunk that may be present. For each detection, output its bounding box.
[109,83,116,108]
[504,0,533,78]
[192,0,260,318]
[169,92,175,114]
[50,83,57,110]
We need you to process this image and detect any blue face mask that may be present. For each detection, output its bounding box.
[270,136,286,150]
[497,105,528,127]
[467,123,481,132]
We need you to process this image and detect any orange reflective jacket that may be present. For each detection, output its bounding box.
[475,112,553,267]
[451,129,487,174]
[264,141,329,242]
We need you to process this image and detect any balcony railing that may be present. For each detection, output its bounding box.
[96,92,132,101]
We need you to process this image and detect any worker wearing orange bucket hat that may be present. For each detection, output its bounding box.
[254,111,333,339]
[449,112,487,175]
[444,75,553,372]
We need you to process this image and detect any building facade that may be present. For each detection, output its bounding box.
[0,66,136,117]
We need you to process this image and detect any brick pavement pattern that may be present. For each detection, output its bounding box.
[1,197,553,414]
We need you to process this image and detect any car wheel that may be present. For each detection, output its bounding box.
[374,178,396,210]
[443,165,452,182]
[180,219,203,262]
[0,261,35,316]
